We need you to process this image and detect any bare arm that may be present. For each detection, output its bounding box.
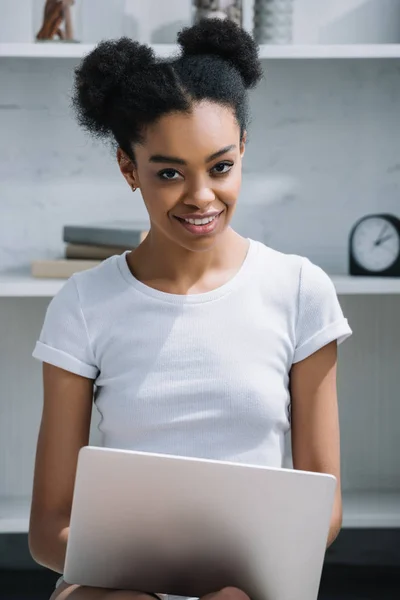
[29,362,94,573]
[290,341,342,547]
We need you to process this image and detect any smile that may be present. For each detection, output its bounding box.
[182,215,217,225]
[174,212,222,235]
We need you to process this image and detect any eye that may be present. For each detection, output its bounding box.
[211,161,234,175]
[158,169,182,181]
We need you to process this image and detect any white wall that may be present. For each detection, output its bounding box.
[294,0,400,44]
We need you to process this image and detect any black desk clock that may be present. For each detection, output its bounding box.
[349,214,400,277]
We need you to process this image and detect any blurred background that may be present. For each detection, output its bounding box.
[0,1,400,598]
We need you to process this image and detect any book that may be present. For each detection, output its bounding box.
[63,221,148,249]
[31,259,101,279]
[65,243,133,260]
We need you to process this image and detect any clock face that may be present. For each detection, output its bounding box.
[352,217,400,272]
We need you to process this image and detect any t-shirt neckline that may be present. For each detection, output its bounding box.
[116,238,258,305]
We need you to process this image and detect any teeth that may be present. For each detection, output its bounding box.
[184,215,217,225]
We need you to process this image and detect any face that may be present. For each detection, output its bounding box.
[118,101,246,252]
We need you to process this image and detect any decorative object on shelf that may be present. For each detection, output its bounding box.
[253,0,294,44]
[31,258,101,278]
[349,214,400,277]
[63,221,148,249]
[193,0,242,27]
[65,244,130,261]
[36,0,78,42]
[31,222,149,278]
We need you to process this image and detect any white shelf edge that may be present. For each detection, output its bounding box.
[342,491,400,529]
[259,43,400,59]
[331,276,400,295]
[0,497,30,534]
[1,43,400,60]
[0,43,178,59]
[1,273,400,298]
[1,491,399,533]
[0,274,66,297]
[0,42,94,58]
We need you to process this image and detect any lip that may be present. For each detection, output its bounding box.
[173,211,222,236]
[174,211,222,220]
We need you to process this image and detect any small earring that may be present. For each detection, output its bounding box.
[131,185,137,192]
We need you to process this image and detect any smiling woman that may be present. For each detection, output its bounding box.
[29,16,352,600]
[71,17,260,271]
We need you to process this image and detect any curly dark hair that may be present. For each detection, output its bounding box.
[72,18,262,161]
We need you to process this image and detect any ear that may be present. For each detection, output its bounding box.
[117,148,140,191]
[240,131,247,158]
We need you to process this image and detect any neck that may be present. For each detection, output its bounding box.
[127,227,248,295]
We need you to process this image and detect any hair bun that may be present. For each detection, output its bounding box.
[73,37,156,136]
[177,18,262,88]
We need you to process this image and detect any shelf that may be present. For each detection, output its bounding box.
[1,491,399,534]
[0,43,177,59]
[342,491,400,529]
[0,273,66,297]
[258,44,400,59]
[331,276,400,295]
[1,272,400,298]
[0,497,30,533]
[1,43,400,60]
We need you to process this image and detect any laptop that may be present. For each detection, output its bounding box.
[64,446,336,600]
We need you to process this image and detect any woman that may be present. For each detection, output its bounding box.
[29,18,352,600]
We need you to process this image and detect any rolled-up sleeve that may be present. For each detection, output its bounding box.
[32,276,98,379]
[293,258,352,364]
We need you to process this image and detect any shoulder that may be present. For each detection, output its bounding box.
[251,240,333,294]
[33,255,125,377]
[250,242,351,362]
[250,241,352,346]
[41,254,120,328]
[57,254,124,311]
[42,254,125,331]
[250,240,304,298]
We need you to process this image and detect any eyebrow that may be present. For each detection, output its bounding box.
[149,145,236,166]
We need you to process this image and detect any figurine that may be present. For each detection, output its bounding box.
[36,0,76,42]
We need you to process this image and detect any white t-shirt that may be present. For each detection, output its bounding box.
[32,239,351,467]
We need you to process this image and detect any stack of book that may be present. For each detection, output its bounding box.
[32,221,148,279]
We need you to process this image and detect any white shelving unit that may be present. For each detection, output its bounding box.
[1,42,400,60]
[2,272,400,297]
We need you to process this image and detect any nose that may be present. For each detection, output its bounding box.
[183,181,216,208]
